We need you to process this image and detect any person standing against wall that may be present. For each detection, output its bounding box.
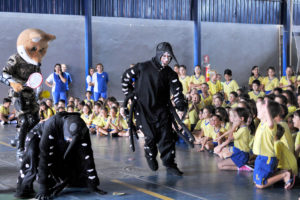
[92,63,109,101]
[45,64,67,105]
[61,64,72,98]
[86,67,94,99]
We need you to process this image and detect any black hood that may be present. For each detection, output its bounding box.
[155,42,178,66]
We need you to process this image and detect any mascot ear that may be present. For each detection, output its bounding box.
[64,135,80,160]
[44,34,56,42]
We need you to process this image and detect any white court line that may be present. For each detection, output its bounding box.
[0,159,16,167]
[133,176,209,200]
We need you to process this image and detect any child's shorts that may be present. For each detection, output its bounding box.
[230,147,249,168]
[89,124,96,129]
[213,141,218,147]
[265,90,272,95]
[253,155,277,185]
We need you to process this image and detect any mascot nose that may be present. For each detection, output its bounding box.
[38,63,41,67]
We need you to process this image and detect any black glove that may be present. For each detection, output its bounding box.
[175,100,188,112]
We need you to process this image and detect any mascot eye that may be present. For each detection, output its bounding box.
[31,47,37,51]
[39,48,44,53]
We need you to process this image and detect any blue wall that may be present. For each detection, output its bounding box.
[1,0,300,25]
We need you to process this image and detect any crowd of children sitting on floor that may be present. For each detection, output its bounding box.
[1,64,300,190]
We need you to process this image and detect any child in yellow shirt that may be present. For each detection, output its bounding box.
[96,107,109,136]
[208,70,223,95]
[262,66,279,94]
[193,106,214,144]
[248,66,264,89]
[248,80,265,101]
[280,66,296,90]
[200,83,212,106]
[189,65,205,92]
[0,98,16,125]
[217,107,252,171]
[223,69,239,100]
[178,65,190,95]
[80,104,92,126]
[253,100,294,189]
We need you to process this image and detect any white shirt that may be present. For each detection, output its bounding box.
[46,73,55,92]
[86,75,92,91]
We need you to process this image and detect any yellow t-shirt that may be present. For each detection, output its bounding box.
[183,119,191,131]
[207,126,225,141]
[279,121,295,152]
[108,116,118,130]
[119,117,128,130]
[253,122,277,157]
[92,114,102,125]
[97,117,109,128]
[201,119,211,137]
[288,105,297,114]
[249,134,254,150]
[223,80,239,99]
[294,131,300,156]
[200,93,212,106]
[0,105,9,116]
[189,75,205,86]
[179,76,190,95]
[194,119,202,131]
[279,76,296,90]
[248,91,265,102]
[81,113,92,125]
[274,140,298,175]
[249,76,264,85]
[230,102,238,108]
[188,103,202,125]
[208,80,223,95]
[233,126,250,152]
[262,77,279,92]
[42,108,54,119]
[84,99,94,105]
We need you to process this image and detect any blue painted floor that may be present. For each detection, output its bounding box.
[0,124,300,200]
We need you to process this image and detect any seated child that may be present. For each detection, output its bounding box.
[0,98,16,125]
[84,91,94,106]
[118,107,129,137]
[188,93,201,131]
[89,103,101,134]
[39,101,54,122]
[248,80,265,102]
[216,107,252,171]
[193,106,214,145]
[67,105,75,112]
[107,106,120,137]
[200,114,224,152]
[96,107,109,136]
[80,104,92,127]
[200,83,213,106]
[274,124,297,188]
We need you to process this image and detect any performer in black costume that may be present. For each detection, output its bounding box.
[121,42,189,176]
[15,112,106,200]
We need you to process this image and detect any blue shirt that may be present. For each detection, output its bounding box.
[64,72,72,91]
[92,72,109,93]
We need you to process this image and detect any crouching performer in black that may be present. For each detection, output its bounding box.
[121,42,193,176]
[15,112,106,200]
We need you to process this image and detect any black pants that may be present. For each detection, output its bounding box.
[143,118,177,167]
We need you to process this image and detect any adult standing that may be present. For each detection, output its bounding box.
[45,64,67,105]
[61,64,72,98]
[92,63,109,101]
[121,42,187,176]
[86,68,94,98]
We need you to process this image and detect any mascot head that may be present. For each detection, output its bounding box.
[17,28,56,66]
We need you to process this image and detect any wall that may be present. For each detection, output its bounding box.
[201,22,280,88]
[0,12,282,102]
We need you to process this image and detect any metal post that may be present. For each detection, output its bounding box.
[192,0,201,67]
[84,0,92,88]
[282,0,293,75]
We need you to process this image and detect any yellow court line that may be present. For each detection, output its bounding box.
[0,141,15,148]
[111,179,174,200]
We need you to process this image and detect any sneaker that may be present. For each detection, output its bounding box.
[0,121,8,125]
[146,157,158,171]
[167,165,184,176]
[238,165,253,171]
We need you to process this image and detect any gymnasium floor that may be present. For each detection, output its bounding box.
[0,124,299,200]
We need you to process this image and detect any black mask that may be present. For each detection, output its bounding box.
[155,42,178,66]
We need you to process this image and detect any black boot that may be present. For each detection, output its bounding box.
[146,157,158,171]
[166,165,183,176]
